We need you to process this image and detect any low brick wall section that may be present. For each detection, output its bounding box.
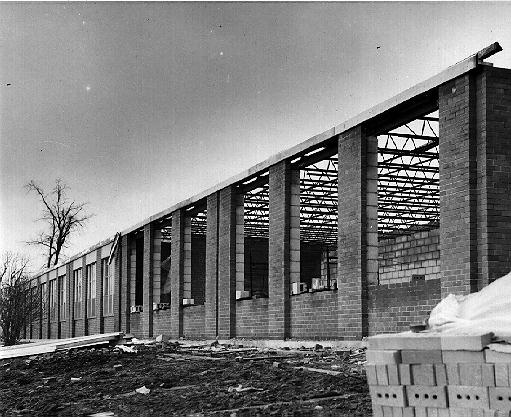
[49,322,58,339]
[290,290,338,339]
[183,305,205,339]
[236,298,268,338]
[129,313,142,338]
[74,320,84,337]
[87,318,98,335]
[153,310,172,336]
[59,322,69,338]
[368,278,441,335]
[103,317,115,334]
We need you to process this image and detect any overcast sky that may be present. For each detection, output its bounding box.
[1,2,511,271]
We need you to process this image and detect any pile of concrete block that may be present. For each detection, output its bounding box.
[366,331,511,417]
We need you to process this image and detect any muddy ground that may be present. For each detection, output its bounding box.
[0,342,372,416]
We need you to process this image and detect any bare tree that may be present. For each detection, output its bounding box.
[26,179,92,268]
[0,252,40,346]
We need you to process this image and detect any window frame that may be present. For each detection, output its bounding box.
[73,268,82,319]
[86,263,96,318]
[58,274,66,320]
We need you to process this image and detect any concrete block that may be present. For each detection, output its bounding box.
[370,385,407,407]
[388,364,400,385]
[406,385,448,408]
[483,364,496,387]
[487,350,511,364]
[415,408,427,417]
[366,364,378,385]
[490,387,511,411]
[441,333,493,351]
[446,363,460,385]
[402,350,443,364]
[372,403,384,417]
[402,408,415,417]
[447,385,490,409]
[443,350,485,363]
[383,406,394,417]
[435,364,448,386]
[378,365,390,385]
[367,350,402,364]
[460,363,483,386]
[400,364,413,385]
[495,364,510,387]
[368,333,442,351]
[412,364,436,386]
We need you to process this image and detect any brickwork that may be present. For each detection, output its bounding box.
[236,298,269,338]
[66,262,73,337]
[439,73,478,297]
[142,223,154,337]
[289,291,338,339]
[96,249,103,334]
[183,305,205,339]
[103,316,115,333]
[337,127,377,339]
[378,229,440,285]
[170,209,185,338]
[120,234,130,333]
[218,186,237,339]
[191,235,206,304]
[87,318,98,335]
[153,310,172,336]
[130,312,141,337]
[476,67,511,288]
[368,279,441,335]
[268,161,292,339]
[205,193,219,338]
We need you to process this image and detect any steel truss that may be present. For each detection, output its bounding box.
[377,112,439,238]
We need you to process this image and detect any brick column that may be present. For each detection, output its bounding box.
[289,169,300,286]
[129,239,137,308]
[476,67,511,287]
[142,223,154,338]
[268,161,293,340]
[120,234,130,333]
[235,194,245,292]
[205,193,219,339]
[439,73,478,297]
[152,228,162,305]
[45,273,50,339]
[67,262,74,337]
[170,209,185,338]
[82,256,88,336]
[113,238,122,332]
[96,249,103,333]
[337,126,377,340]
[217,186,238,339]
[183,217,192,299]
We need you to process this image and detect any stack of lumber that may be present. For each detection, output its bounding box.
[0,332,125,360]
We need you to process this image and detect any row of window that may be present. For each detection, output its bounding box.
[41,258,114,321]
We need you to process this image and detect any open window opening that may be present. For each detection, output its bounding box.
[377,110,440,285]
[240,172,270,299]
[183,204,207,306]
[129,230,144,312]
[290,143,339,294]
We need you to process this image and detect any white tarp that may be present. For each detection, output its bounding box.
[428,271,511,337]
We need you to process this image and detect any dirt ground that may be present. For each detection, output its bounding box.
[0,341,372,416]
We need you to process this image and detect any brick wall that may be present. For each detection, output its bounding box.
[49,323,58,339]
[205,193,219,339]
[368,279,441,335]
[104,317,115,333]
[439,73,478,296]
[191,235,206,305]
[236,298,268,338]
[183,305,205,339]
[130,313,142,337]
[153,310,172,336]
[289,291,338,339]
[87,318,98,335]
[378,229,440,285]
[74,319,84,337]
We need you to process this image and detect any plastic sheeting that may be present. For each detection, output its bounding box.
[428,271,511,337]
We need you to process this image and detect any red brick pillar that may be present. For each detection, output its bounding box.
[81,256,88,336]
[96,249,103,334]
[439,73,478,297]
[113,238,122,332]
[337,126,377,340]
[217,186,238,339]
[268,160,294,340]
[476,67,511,287]
[142,223,154,337]
[67,262,74,337]
[205,193,219,339]
[120,234,130,333]
[170,209,185,338]
[152,228,162,305]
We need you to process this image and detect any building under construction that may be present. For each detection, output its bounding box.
[27,43,511,341]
